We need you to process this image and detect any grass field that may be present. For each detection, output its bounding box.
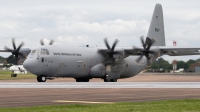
[1,99,200,112]
[0,70,36,80]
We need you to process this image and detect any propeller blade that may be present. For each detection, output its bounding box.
[148,50,155,54]
[146,40,154,50]
[40,39,44,45]
[136,55,143,63]
[5,38,26,65]
[4,46,13,52]
[145,37,152,46]
[111,39,118,51]
[104,38,111,50]
[16,42,24,52]
[146,43,152,50]
[49,40,54,45]
[12,38,16,50]
[140,36,145,49]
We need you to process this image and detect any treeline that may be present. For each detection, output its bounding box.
[0,55,16,66]
[150,58,200,71]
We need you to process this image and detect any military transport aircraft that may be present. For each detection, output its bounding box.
[1,4,200,82]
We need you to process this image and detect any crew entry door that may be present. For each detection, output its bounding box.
[37,49,49,74]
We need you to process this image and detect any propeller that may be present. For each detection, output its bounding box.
[40,39,54,46]
[4,38,25,65]
[135,36,156,64]
[104,38,119,58]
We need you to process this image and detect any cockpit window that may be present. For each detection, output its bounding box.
[30,50,36,55]
[40,49,50,55]
[46,49,50,55]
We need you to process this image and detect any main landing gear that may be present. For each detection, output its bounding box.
[103,75,117,82]
[104,78,117,82]
[37,75,46,82]
[75,78,90,82]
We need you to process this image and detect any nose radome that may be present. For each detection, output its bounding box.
[23,59,39,75]
[23,59,30,70]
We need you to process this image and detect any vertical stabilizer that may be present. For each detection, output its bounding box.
[147,3,165,46]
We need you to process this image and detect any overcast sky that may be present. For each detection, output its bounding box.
[0,0,200,62]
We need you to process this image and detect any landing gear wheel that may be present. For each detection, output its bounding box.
[75,78,90,82]
[37,75,46,82]
[104,78,109,82]
[110,79,117,82]
[76,78,82,82]
[104,78,117,82]
[83,78,89,82]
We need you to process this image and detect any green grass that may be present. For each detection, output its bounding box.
[1,99,200,112]
[0,70,36,80]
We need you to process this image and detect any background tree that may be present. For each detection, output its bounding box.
[150,58,172,71]
[6,55,15,64]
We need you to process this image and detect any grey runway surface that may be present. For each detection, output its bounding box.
[1,82,200,88]
[1,88,200,107]
[1,74,200,107]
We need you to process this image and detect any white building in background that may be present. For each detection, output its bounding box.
[174,68,184,73]
[9,65,27,74]
[0,60,4,66]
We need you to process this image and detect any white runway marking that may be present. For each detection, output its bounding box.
[53,100,113,104]
[0,82,200,88]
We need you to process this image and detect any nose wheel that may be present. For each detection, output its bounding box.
[37,75,46,82]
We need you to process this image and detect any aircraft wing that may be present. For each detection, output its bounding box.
[124,46,200,56]
[99,46,200,57]
[0,50,11,52]
[158,47,200,56]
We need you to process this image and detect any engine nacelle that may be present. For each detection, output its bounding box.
[113,49,129,59]
[89,63,106,78]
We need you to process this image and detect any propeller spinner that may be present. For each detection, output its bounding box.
[104,38,119,58]
[4,38,25,65]
[135,36,156,64]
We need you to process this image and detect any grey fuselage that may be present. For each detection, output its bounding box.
[23,45,148,79]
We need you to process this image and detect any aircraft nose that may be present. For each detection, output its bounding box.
[23,59,39,74]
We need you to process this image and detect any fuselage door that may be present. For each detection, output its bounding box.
[77,60,86,70]
[37,49,49,75]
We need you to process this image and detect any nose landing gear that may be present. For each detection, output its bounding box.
[37,75,46,82]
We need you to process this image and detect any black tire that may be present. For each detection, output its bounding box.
[110,79,117,82]
[103,78,110,82]
[37,75,46,82]
[76,78,90,82]
[83,78,90,82]
[104,78,117,82]
[37,76,41,82]
[76,78,82,82]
